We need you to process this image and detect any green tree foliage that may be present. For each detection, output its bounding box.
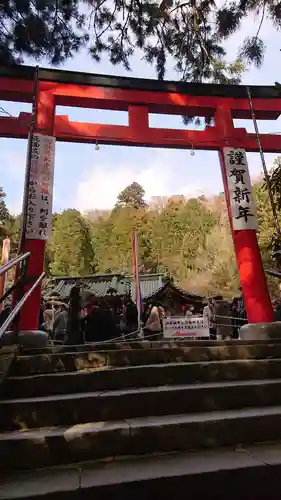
[49,209,95,276]
[0,187,9,226]
[253,179,276,258]
[149,197,216,281]
[5,215,21,257]
[116,182,146,209]
[0,0,88,65]
[1,174,279,298]
[90,189,215,278]
[185,220,239,297]
[87,179,280,298]
[2,0,277,83]
[260,157,281,273]
[91,203,154,274]
[253,173,281,297]
[87,186,219,287]
[0,187,20,257]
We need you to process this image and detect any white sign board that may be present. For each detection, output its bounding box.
[223,147,258,231]
[26,133,55,240]
[163,316,210,339]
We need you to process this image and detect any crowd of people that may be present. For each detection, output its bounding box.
[202,292,281,339]
[38,291,171,344]
[202,293,247,340]
[38,287,249,344]
[1,284,280,344]
[39,293,139,343]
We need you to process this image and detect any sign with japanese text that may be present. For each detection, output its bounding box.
[25,133,55,240]
[223,148,258,231]
[163,316,210,338]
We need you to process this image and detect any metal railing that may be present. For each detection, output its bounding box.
[0,252,30,306]
[0,272,45,341]
[0,252,45,343]
[0,252,30,278]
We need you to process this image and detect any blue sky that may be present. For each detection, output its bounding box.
[1,14,281,214]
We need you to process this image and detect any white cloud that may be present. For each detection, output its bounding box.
[181,184,215,199]
[75,163,170,212]
[75,157,212,212]
[8,199,23,216]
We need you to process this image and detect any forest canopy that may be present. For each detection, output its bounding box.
[0,0,278,83]
[2,168,281,299]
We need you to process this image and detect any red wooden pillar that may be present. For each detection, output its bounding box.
[19,88,55,331]
[216,106,273,323]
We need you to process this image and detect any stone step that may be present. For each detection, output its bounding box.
[22,337,281,355]
[1,378,281,431]
[2,406,281,472]
[5,358,281,398]
[10,343,281,376]
[2,443,281,500]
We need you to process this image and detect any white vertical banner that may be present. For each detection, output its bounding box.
[25,133,55,240]
[223,147,258,231]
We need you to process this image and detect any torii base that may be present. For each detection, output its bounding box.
[240,322,281,340]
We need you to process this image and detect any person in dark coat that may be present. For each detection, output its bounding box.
[124,297,138,335]
[213,295,232,340]
[84,299,119,343]
[39,298,45,330]
[273,300,281,321]
[65,285,83,345]
[53,304,68,342]
[237,288,247,328]
[231,298,240,339]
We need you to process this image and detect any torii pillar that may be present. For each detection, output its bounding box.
[18,87,55,331]
[216,106,273,324]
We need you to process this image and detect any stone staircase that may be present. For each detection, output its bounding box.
[2,339,281,499]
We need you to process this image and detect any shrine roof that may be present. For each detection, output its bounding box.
[0,64,279,100]
[44,273,202,301]
[44,273,165,300]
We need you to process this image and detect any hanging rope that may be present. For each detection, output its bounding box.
[246,85,281,240]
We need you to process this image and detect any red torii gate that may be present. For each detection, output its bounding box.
[0,65,280,331]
